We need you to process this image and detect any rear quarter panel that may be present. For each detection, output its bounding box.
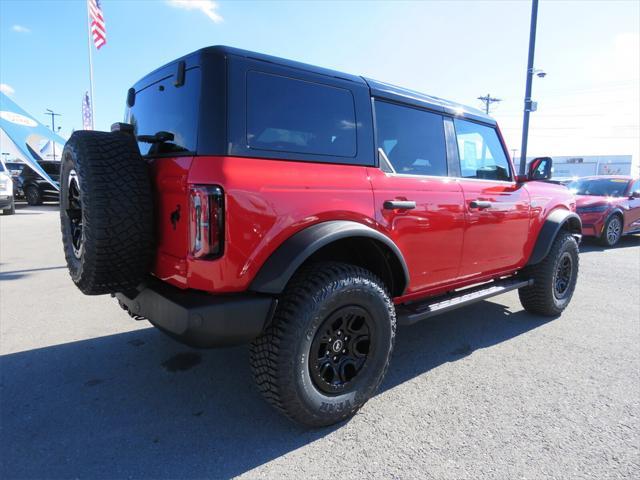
[156,156,376,292]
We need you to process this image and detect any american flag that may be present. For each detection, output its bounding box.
[82,92,93,130]
[88,0,106,50]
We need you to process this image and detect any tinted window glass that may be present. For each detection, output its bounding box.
[127,67,201,156]
[568,178,631,197]
[247,71,357,157]
[454,119,511,181]
[375,101,447,176]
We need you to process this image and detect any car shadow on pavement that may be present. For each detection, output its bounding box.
[579,234,639,253]
[1,300,548,479]
[0,265,67,281]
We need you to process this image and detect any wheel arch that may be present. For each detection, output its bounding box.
[605,208,625,225]
[249,220,410,297]
[526,209,582,266]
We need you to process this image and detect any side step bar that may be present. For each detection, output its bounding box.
[396,277,533,326]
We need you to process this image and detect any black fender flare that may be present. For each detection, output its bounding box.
[526,209,582,266]
[604,208,625,229]
[250,220,410,295]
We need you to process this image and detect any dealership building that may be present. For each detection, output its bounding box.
[542,155,634,179]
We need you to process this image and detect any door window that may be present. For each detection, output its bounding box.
[375,101,447,177]
[454,119,511,181]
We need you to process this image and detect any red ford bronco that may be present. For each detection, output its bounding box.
[60,46,581,427]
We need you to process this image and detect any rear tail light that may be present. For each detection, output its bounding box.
[189,185,224,259]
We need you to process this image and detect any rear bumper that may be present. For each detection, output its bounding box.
[116,280,277,348]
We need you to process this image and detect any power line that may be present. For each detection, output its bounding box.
[44,109,62,161]
[477,93,502,114]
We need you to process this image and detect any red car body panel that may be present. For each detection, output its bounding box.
[153,155,376,293]
[150,154,577,303]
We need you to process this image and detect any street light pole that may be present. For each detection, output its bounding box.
[44,109,61,161]
[519,0,539,176]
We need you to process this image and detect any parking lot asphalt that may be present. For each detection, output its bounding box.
[1,204,639,479]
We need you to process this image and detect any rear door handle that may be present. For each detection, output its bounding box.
[383,200,416,210]
[469,200,492,210]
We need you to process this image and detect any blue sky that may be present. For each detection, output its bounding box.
[1,0,638,166]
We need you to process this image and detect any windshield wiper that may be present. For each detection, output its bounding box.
[137,131,174,144]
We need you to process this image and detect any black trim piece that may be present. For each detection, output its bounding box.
[604,208,625,226]
[527,210,582,266]
[174,61,186,87]
[250,220,410,295]
[443,117,461,178]
[126,88,135,108]
[396,277,533,325]
[116,279,276,348]
[383,200,416,210]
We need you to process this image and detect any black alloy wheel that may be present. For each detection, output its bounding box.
[26,186,41,206]
[310,305,373,395]
[553,252,573,300]
[66,169,83,258]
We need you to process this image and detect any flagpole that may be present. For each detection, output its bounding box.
[86,0,95,129]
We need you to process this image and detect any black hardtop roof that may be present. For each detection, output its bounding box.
[133,45,495,125]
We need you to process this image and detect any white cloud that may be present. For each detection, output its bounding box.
[0,83,15,96]
[11,25,30,33]
[166,0,223,23]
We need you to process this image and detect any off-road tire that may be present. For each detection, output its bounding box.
[2,198,15,215]
[599,214,623,247]
[25,186,42,206]
[60,130,154,295]
[518,231,579,316]
[250,261,396,427]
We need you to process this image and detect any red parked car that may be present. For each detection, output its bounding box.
[569,176,640,246]
[59,46,582,426]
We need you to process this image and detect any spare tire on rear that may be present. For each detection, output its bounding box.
[60,130,154,295]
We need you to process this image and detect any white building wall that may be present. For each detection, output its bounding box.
[520,155,633,178]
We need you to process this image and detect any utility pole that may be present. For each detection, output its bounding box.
[477,93,502,114]
[519,0,539,176]
[44,109,61,161]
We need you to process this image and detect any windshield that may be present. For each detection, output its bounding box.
[568,178,630,197]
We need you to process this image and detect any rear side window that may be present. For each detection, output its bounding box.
[246,71,357,157]
[375,101,447,176]
[127,67,201,156]
[454,119,511,181]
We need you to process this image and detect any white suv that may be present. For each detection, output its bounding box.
[0,158,15,215]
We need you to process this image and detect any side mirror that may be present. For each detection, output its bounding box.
[630,191,640,199]
[527,157,553,181]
